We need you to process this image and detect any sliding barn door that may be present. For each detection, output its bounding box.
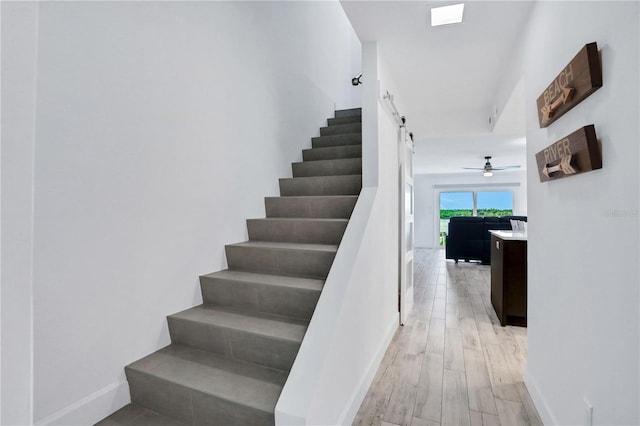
[399,127,415,325]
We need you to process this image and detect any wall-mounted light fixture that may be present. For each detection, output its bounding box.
[351,74,362,86]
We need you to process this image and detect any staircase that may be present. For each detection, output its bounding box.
[96,108,362,426]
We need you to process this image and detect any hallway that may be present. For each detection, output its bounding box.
[354,249,542,426]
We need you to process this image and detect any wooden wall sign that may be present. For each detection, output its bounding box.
[535,125,602,182]
[536,42,602,128]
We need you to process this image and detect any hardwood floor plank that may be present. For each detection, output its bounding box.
[458,297,474,319]
[379,328,405,370]
[442,369,471,426]
[384,354,421,426]
[492,323,514,345]
[482,412,501,426]
[460,317,482,351]
[463,348,498,415]
[411,417,440,426]
[410,319,431,357]
[414,353,443,423]
[444,328,465,372]
[484,344,521,402]
[432,297,447,319]
[470,410,483,426]
[421,299,435,319]
[353,362,400,426]
[469,294,490,317]
[474,312,500,346]
[435,285,447,300]
[464,268,483,287]
[500,339,526,380]
[511,332,528,354]
[446,285,469,303]
[516,383,543,426]
[413,287,431,305]
[425,318,446,355]
[509,326,529,363]
[445,303,460,329]
[495,398,530,426]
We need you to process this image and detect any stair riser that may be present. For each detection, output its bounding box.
[200,276,320,320]
[247,219,347,245]
[335,108,362,118]
[279,176,361,196]
[302,145,362,161]
[167,318,300,371]
[292,158,362,178]
[264,196,357,218]
[328,115,362,126]
[192,390,273,426]
[225,245,336,278]
[126,369,274,426]
[312,133,362,149]
[166,317,230,358]
[319,123,361,136]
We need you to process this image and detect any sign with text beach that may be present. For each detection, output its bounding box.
[536,42,603,128]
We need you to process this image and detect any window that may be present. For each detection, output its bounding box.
[439,191,513,245]
[439,192,473,245]
[477,191,513,217]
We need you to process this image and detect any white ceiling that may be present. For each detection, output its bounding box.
[340,0,534,175]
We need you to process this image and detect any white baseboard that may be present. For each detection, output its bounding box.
[338,313,399,425]
[524,366,556,426]
[35,380,130,426]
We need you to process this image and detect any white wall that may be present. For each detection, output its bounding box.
[521,2,639,425]
[276,41,400,425]
[1,2,361,424]
[1,2,39,425]
[414,170,527,248]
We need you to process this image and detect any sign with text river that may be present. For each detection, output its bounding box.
[535,125,602,183]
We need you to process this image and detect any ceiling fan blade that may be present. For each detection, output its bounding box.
[462,167,485,170]
[491,165,521,170]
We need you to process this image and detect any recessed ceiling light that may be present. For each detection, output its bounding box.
[431,3,465,27]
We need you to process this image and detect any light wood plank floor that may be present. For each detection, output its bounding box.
[353,248,542,426]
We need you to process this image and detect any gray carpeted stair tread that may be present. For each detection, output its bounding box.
[199,270,323,321]
[328,115,362,126]
[319,122,362,136]
[334,107,362,118]
[279,175,362,196]
[95,403,189,426]
[247,217,348,244]
[227,240,338,252]
[201,270,324,292]
[264,195,358,218]
[311,133,362,148]
[169,305,308,343]
[292,157,362,177]
[302,144,362,161]
[126,344,286,413]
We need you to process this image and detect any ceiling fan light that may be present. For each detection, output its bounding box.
[483,171,493,177]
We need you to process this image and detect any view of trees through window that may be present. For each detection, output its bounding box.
[439,191,513,245]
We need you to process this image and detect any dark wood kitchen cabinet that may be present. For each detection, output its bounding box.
[489,231,527,327]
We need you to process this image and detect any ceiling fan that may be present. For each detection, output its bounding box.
[463,156,521,176]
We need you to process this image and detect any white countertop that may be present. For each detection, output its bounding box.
[489,230,528,241]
